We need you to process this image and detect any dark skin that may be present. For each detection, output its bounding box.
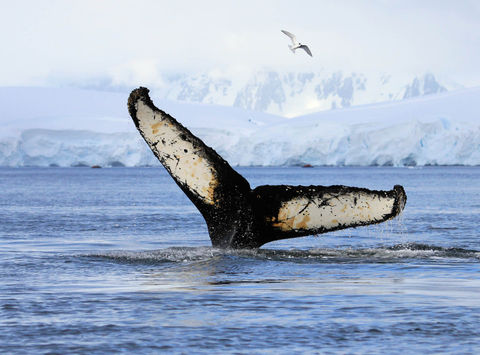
[128,87,406,249]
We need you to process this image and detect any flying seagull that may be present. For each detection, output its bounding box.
[281,29,312,57]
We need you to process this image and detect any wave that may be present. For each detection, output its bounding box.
[85,243,480,264]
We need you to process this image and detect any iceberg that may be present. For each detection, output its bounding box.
[0,86,479,167]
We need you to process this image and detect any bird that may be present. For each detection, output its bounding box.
[281,30,312,57]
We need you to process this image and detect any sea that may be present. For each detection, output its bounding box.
[1,166,479,354]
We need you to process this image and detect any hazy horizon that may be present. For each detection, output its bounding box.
[2,0,480,90]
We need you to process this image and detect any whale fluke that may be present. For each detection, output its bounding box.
[128,87,406,248]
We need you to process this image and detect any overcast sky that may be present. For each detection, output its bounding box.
[1,0,479,87]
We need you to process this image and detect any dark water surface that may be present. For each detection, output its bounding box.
[1,167,479,354]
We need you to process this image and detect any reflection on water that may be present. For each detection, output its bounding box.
[85,244,480,308]
[1,167,480,353]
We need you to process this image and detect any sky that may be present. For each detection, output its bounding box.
[1,0,479,88]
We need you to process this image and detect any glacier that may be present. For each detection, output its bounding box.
[102,70,451,117]
[0,86,479,167]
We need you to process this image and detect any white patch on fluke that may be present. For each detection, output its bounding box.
[135,101,218,205]
[272,191,395,231]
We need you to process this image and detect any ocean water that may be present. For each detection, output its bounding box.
[1,166,479,354]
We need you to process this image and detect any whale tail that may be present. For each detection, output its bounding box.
[128,87,253,248]
[128,87,406,248]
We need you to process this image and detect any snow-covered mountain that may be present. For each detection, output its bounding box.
[0,86,478,167]
[151,70,449,117]
[76,70,451,117]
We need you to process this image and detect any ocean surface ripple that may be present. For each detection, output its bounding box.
[1,167,480,354]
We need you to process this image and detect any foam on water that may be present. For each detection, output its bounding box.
[2,167,480,354]
[87,243,480,265]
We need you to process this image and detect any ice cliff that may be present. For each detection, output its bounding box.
[0,86,478,167]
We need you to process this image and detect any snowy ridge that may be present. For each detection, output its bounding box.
[127,71,449,117]
[0,86,479,167]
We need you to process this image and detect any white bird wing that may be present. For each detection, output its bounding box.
[281,30,298,45]
[300,45,313,57]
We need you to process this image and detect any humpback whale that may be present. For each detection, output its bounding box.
[128,87,406,249]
